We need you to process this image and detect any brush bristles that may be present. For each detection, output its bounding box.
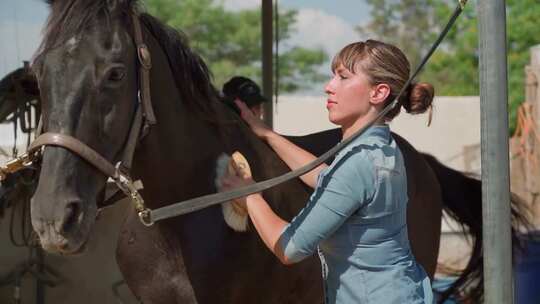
[215,153,249,232]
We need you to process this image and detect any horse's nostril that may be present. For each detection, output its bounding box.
[60,201,83,234]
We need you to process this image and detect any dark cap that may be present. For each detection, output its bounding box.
[222,76,267,108]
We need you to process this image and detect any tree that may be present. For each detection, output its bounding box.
[356,0,438,69]
[356,0,540,133]
[144,0,327,92]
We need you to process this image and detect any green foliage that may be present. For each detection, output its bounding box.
[144,0,327,92]
[356,0,540,133]
[356,0,439,68]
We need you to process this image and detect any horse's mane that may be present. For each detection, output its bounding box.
[33,0,219,116]
[139,13,220,115]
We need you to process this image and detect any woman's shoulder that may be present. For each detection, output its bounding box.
[334,144,373,166]
[328,146,377,181]
[337,136,403,178]
[318,147,378,204]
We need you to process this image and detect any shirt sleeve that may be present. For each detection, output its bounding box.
[278,148,376,263]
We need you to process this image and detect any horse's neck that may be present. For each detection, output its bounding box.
[133,105,227,205]
[132,28,310,218]
[207,107,313,220]
[129,33,223,207]
[135,98,309,219]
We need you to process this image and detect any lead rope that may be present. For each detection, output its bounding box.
[143,0,470,225]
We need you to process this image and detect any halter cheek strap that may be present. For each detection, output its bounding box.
[131,8,156,128]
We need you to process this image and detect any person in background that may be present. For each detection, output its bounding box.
[221,76,267,118]
[220,40,435,304]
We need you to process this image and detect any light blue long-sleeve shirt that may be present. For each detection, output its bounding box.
[278,125,433,304]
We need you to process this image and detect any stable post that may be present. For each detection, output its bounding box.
[477,0,513,303]
[261,0,273,128]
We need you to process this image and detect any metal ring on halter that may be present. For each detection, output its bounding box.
[138,209,154,227]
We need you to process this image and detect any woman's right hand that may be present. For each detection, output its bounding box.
[234,99,274,140]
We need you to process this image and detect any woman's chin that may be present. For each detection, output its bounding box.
[327,112,340,125]
[328,115,346,127]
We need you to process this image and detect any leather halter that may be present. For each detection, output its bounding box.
[26,9,156,224]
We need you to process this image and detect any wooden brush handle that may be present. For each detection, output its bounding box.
[228,151,252,179]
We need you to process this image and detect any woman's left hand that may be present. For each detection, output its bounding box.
[220,173,256,204]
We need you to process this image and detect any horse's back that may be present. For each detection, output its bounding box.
[392,133,442,278]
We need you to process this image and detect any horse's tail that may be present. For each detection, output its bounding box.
[422,153,531,303]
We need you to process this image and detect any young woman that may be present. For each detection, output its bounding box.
[221,40,435,304]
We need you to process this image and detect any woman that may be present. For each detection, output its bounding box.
[221,40,435,304]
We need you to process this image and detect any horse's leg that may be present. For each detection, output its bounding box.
[393,133,443,279]
[116,208,198,304]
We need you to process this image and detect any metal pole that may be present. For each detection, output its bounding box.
[477,0,513,303]
[261,0,273,128]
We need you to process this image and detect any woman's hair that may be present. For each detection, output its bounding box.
[331,40,434,121]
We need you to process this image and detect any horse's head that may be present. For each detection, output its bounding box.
[31,0,139,254]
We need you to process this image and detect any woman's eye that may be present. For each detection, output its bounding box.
[339,74,347,80]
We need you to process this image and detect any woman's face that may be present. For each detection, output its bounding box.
[324,64,374,127]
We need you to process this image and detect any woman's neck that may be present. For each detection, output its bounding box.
[341,112,386,140]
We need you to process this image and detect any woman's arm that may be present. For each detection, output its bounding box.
[235,99,327,188]
[220,149,375,266]
[220,174,292,265]
[245,193,292,265]
[265,132,327,188]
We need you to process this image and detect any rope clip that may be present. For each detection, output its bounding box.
[113,162,154,226]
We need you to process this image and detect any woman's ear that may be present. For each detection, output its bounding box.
[370,83,391,105]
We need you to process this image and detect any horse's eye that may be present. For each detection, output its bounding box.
[108,68,125,82]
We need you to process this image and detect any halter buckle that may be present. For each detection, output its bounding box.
[0,152,37,181]
[137,44,152,70]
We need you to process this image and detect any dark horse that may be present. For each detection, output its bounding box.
[29,1,527,303]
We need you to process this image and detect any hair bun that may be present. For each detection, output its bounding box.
[400,82,434,114]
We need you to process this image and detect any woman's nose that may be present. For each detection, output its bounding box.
[324,79,335,95]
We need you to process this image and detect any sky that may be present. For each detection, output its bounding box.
[0,0,49,77]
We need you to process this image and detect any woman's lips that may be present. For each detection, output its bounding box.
[326,99,337,109]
